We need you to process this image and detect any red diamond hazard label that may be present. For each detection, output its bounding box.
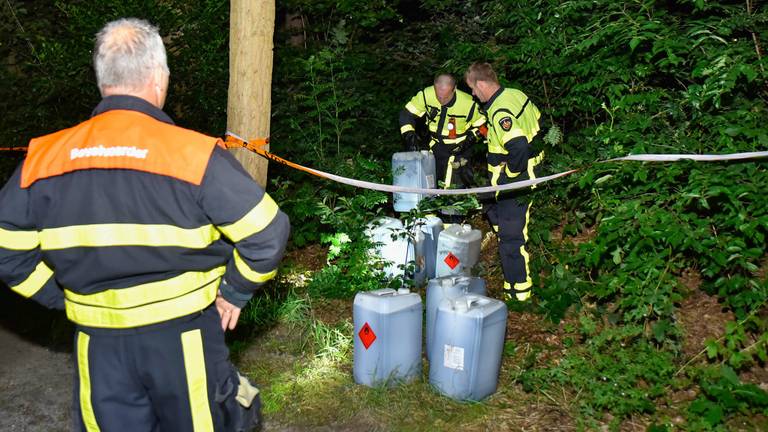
[358,322,376,349]
[444,252,460,270]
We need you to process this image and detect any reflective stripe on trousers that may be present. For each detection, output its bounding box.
[73,305,233,431]
[487,153,543,301]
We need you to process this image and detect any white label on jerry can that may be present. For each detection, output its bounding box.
[443,344,464,371]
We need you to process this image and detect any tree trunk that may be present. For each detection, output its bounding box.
[227,0,275,187]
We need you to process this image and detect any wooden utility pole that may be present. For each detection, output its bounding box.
[227,0,275,187]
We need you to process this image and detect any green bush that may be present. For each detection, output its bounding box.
[521,325,676,426]
[687,365,768,430]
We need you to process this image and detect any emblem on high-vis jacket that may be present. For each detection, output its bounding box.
[499,116,512,132]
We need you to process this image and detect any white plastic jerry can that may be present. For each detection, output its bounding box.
[353,288,423,387]
[365,217,413,279]
[435,224,481,277]
[429,294,507,401]
[392,151,436,212]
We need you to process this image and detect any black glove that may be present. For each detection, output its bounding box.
[462,132,478,151]
[451,133,477,156]
[403,131,420,151]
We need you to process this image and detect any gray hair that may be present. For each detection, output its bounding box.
[93,18,169,95]
[433,74,456,89]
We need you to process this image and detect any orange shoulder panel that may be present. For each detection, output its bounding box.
[21,110,219,188]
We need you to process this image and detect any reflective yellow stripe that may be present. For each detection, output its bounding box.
[427,135,467,145]
[218,194,279,242]
[520,201,532,285]
[442,137,466,145]
[65,279,219,328]
[488,164,503,186]
[0,227,39,250]
[472,117,486,128]
[501,128,526,144]
[519,245,532,288]
[233,249,277,283]
[504,165,522,179]
[40,224,220,250]
[11,261,53,298]
[523,202,531,242]
[77,332,101,432]
[513,280,532,290]
[489,164,503,199]
[526,163,536,189]
[444,155,455,189]
[64,266,226,308]
[502,283,512,301]
[405,101,424,116]
[512,203,533,300]
[531,151,545,167]
[400,124,415,134]
[503,280,532,301]
[181,329,214,432]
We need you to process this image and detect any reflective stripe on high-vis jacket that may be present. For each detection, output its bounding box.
[0,227,39,250]
[64,266,226,309]
[40,223,221,250]
[217,194,279,242]
[64,267,224,328]
[233,249,278,283]
[10,261,53,298]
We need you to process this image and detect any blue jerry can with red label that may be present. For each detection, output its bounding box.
[353,288,422,387]
[429,294,507,401]
[425,275,486,360]
[435,224,481,277]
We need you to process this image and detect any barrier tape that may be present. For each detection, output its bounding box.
[606,151,768,162]
[224,132,768,195]
[4,133,764,195]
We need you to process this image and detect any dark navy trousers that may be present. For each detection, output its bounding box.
[72,305,237,431]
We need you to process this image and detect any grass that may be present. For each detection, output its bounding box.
[230,267,578,431]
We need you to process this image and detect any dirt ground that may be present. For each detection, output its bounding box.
[0,292,72,432]
[0,327,72,432]
[0,286,353,432]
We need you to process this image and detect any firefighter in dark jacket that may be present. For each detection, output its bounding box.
[399,74,486,191]
[0,18,289,431]
[465,62,544,302]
